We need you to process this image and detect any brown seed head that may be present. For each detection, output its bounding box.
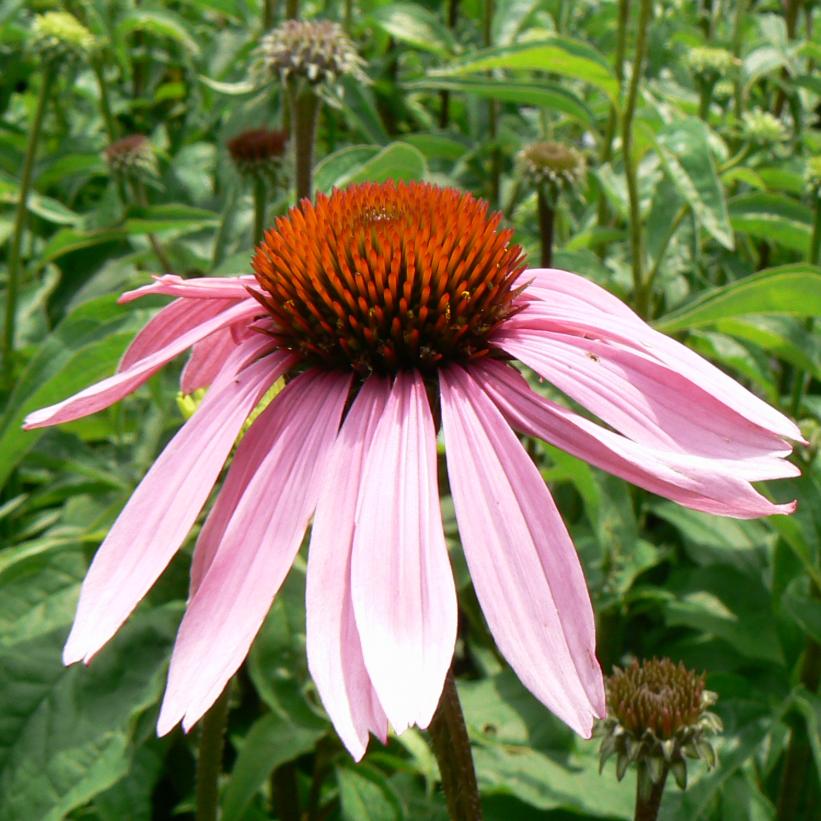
[227,127,288,183]
[103,134,157,177]
[251,181,525,375]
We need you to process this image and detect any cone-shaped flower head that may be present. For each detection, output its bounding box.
[742,109,788,146]
[517,141,586,193]
[597,659,723,792]
[103,134,158,179]
[24,181,801,762]
[227,127,289,186]
[259,19,366,89]
[31,11,95,66]
[685,47,739,81]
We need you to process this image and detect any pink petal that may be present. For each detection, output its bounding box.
[350,371,457,734]
[120,297,245,372]
[119,274,257,304]
[439,365,605,737]
[440,367,605,738]
[63,336,291,665]
[496,328,798,478]
[509,268,803,443]
[24,299,260,429]
[180,326,248,394]
[306,377,391,760]
[157,368,352,735]
[477,359,796,518]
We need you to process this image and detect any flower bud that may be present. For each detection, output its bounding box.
[103,134,158,180]
[31,11,95,67]
[227,127,288,187]
[517,141,586,193]
[742,110,788,146]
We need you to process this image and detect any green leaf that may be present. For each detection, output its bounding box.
[0,296,148,491]
[337,765,404,821]
[655,118,733,249]
[793,689,821,785]
[222,713,323,821]
[729,192,812,253]
[408,78,594,127]
[315,143,427,191]
[655,265,821,332]
[117,8,200,56]
[430,37,618,101]
[370,3,455,57]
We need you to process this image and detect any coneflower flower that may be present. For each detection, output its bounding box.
[227,127,289,186]
[24,182,802,760]
[103,134,158,179]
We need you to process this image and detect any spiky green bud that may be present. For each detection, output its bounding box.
[31,11,95,66]
[686,47,739,79]
[742,110,788,145]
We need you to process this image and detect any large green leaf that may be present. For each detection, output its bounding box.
[337,765,404,821]
[370,3,456,56]
[655,265,821,332]
[406,78,594,127]
[655,118,733,250]
[116,8,200,56]
[429,37,618,101]
[315,142,426,192]
[728,193,812,253]
[0,296,149,491]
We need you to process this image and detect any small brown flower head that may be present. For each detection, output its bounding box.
[517,141,586,194]
[259,20,366,90]
[227,127,289,186]
[251,181,525,376]
[31,11,95,66]
[103,135,158,179]
[596,659,722,794]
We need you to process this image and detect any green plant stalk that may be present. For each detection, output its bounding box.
[634,762,669,821]
[428,670,483,820]
[286,0,298,20]
[774,0,802,117]
[697,78,716,121]
[623,0,653,318]
[264,0,279,29]
[484,0,499,205]
[810,190,821,267]
[271,762,300,821]
[439,0,460,129]
[537,188,556,268]
[289,85,321,202]
[92,59,118,143]
[731,0,748,124]
[3,66,54,381]
[132,178,174,272]
[195,683,231,821]
[253,178,267,247]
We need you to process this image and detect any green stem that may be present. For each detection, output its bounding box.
[634,763,669,821]
[537,188,555,268]
[697,78,716,121]
[718,143,752,175]
[92,59,117,143]
[289,85,321,202]
[428,671,483,821]
[264,0,278,29]
[3,66,54,381]
[253,177,267,247]
[195,683,231,821]
[286,0,298,19]
[271,762,301,821]
[132,179,174,272]
[483,0,499,206]
[731,0,748,127]
[623,0,653,318]
[810,191,821,267]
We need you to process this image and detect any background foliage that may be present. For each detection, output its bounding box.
[1,0,820,818]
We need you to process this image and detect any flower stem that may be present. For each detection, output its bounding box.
[132,178,174,272]
[484,0,500,206]
[428,670,483,821]
[253,177,267,246]
[634,762,669,821]
[286,0,298,20]
[195,682,231,821]
[623,0,653,318]
[3,65,54,382]
[289,85,321,202]
[537,188,555,268]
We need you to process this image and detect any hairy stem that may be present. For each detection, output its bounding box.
[195,683,231,821]
[3,66,54,381]
[428,671,483,821]
[290,86,321,202]
[537,188,555,268]
[253,177,267,247]
[634,763,669,821]
[623,0,653,317]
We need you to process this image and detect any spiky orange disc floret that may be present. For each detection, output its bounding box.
[251,181,526,375]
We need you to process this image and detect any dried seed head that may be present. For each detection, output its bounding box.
[259,20,366,88]
[686,47,739,79]
[596,658,722,794]
[517,141,586,192]
[742,110,788,145]
[227,127,289,186]
[103,134,158,179]
[251,181,525,376]
[31,11,95,66]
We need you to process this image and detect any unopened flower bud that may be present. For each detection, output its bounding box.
[517,141,586,193]
[596,658,722,796]
[227,127,288,186]
[103,134,158,179]
[31,11,95,66]
[686,47,739,80]
[742,110,788,146]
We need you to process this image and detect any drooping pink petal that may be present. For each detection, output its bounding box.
[119,274,257,304]
[477,359,796,518]
[119,297,246,372]
[350,371,457,734]
[496,327,798,478]
[440,364,605,737]
[306,377,391,760]
[24,299,260,429]
[509,268,803,443]
[180,325,249,394]
[63,335,290,665]
[157,368,352,736]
